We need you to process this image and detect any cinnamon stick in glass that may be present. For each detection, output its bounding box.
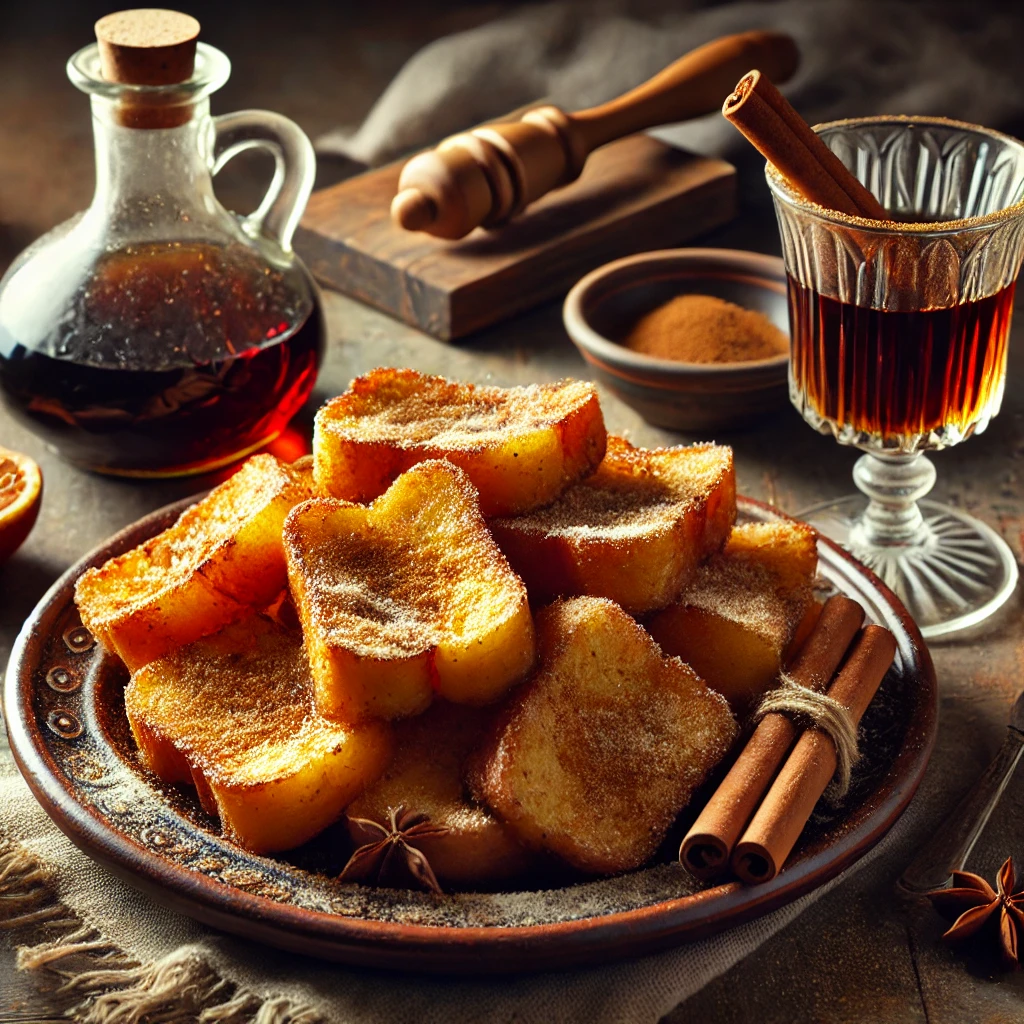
[732,624,898,884]
[722,69,888,219]
[680,594,864,880]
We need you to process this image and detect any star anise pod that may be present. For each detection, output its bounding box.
[339,806,450,894]
[925,857,1024,969]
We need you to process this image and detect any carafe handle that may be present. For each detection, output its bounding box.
[212,110,315,253]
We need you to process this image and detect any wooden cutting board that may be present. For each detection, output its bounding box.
[295,134,736,341]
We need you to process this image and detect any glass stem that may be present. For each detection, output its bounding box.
[851,453,936,547]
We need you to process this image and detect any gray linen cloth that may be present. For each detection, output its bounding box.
[317,0,1024,176]
[6,1,1024,1020]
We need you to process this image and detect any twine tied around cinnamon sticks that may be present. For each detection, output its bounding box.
[752,670,860,803]
[680,595,897,887]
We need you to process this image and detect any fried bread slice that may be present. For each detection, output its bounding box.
[285,460,536,722]
[469,597,736,874]
[125,614,392,854]
[647,519,818,712]
[490,437,735,614]
[720,520,819,593]
[347,702,534,886]
[313,367,606,516]
[75,454,313,671]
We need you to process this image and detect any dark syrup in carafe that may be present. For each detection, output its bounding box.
[0,241,324,475]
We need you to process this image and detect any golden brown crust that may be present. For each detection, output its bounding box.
[284,459,536,722]
[721,520,818,596]
[125,614,392,854]
[75,454,313,670]
[347,702,535,886]
[683,521,817,644]
[647,520,819,712]
[490,437,735,614]
[469,597,737,874]
[313,367,606,516]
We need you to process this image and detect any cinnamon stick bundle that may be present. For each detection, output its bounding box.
[731,625,898,884]
[681,599,898,885]
[680,595,864,879]
[722,70,887,220]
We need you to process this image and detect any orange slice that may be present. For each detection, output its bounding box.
[0,447,42,564]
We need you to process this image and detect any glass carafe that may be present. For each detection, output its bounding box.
[0,41,325,477]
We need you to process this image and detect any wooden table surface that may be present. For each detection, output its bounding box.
[3,10,1024,1023]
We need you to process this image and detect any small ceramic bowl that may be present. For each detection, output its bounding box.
[563,248,790,432]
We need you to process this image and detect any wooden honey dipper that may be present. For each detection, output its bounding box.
[392,30,800,240]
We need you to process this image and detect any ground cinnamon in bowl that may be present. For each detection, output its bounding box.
[624,294,788,364]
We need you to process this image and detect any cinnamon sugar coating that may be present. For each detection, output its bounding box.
[469,597,737,874]
[125,613,392,854]
[285,459,536,723]
[348,702,535,887]
[313,367,606,516]
[75,454,313,671]
[647,520,818,712]
[490,436,735,614]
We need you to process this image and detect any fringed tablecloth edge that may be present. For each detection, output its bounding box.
[0,838,322,1024]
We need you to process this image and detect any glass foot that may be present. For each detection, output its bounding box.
[799,495,1018,639]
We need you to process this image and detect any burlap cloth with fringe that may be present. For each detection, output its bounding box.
[1,756,923,1023]
[5,0,1023,1018]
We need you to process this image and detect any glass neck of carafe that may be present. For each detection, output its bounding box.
[85,95,219,237]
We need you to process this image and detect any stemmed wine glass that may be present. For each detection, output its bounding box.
[768,116,1024,638]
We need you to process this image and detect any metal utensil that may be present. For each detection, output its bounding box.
[900,690,1024,893]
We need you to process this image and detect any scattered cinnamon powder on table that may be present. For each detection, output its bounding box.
[624,294,788,364]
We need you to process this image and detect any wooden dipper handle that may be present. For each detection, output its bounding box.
[393,29,799,239]
[570,29,799,152]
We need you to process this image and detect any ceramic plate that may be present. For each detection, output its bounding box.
[3,496,936,973]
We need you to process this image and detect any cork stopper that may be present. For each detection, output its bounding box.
[95,9,200,86]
